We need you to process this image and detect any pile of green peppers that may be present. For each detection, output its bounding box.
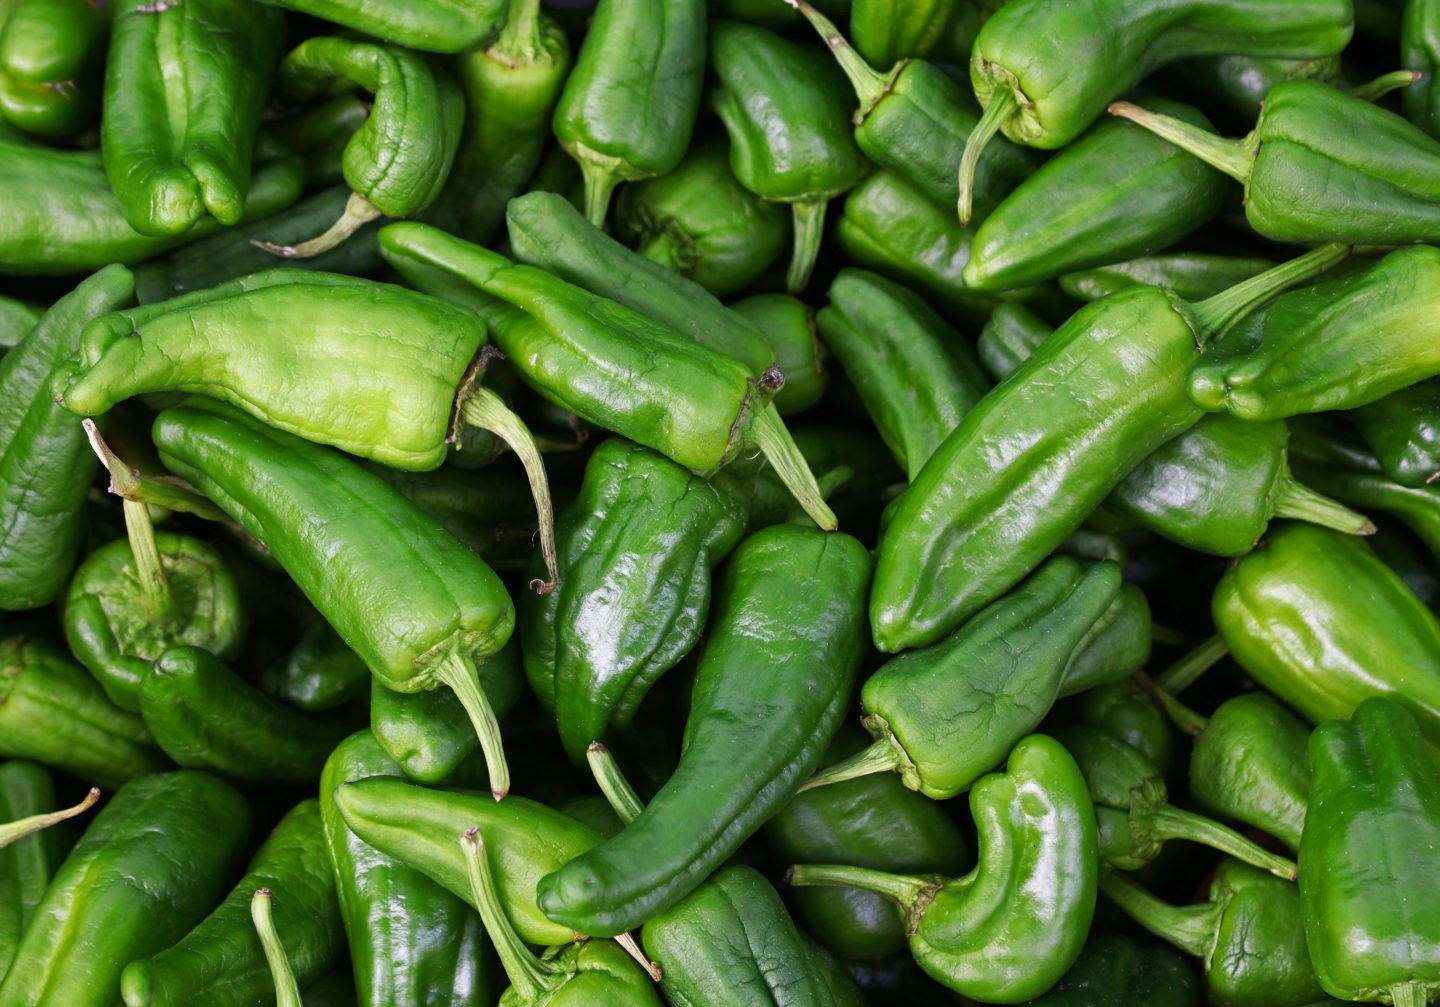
[5,0,1440,1003]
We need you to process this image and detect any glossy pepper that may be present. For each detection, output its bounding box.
[261,621,370,713]
[976,300,1050,381]
[1300,698,1440,1006]
[957,0,1354,223]
[1059,253,1274,304]
[0,763,81,978]
[849,0,957,64]
[0,265,133,610]
[0,771,250,1007]
[1213,522,1440,738]
[790,735,1098,1003]
[537,523,872,937]
[1079,681,1175,778]
[250,0,504,53]
[710,19,869,292]
[1170,52,1341,124]
[1024,932,1200,1006]
[1404,0,1440,137]
[0,0,104,140]
[374,463,545,572]
[614,142,789,297]
[0,295,38,352]
[320,733,493,1007]
[871,243,1349,652]
[1102,862,1327,1007]
[1352,377,1440,488]
[102,0,284,237]
[120,799,344,1007]
[551,0,704,226]
[1292,448,1440,562]
[729,293,827,415]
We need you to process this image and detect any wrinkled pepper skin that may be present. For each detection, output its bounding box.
[614,142,789,297]
[538,524,872,937]
[0,771,250,1007]
[818,267,990,481]
[102,0,284,236]
[1300,698,1440,1006]
[1404,0,1440,138]
[729,293,828,416]
[0,0,105,140]
[1023,932,1200,1006]
[642,865,864,1005]
[0,637,166,788]
[1214,523,1440,738]
[1059,253,1273,304]
[320,733,492,1007]
[0,762,72,979]
[0,265,133,610]
[521,439,747,764]
[120,799,344,1007]
[552,0,705,226]
[252,0,504,53]
[1353,377,1440,488]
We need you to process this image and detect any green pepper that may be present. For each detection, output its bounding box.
[0,771,250,1007]
[551,0,704,226]
[250,0,504,53]
[1292,450,1440,562]
[1078,681,1174,774]
[0,763,79,978]
[1058,724,1297,878]
[1055,584,1153,698]
[379,222,836,530]
[1169,52,1341,124]
[790,734,1098,1003]
[709,19,869,293]
[964,100,1229,292]
[1404,0,1440,137]
[1110,76,1440,246]
[520,439,747,764]
[976,299,1050,381]
[957,0,1354,223]
[1299,698,1440,1006]
[537,523,872,937]
[871,243,1349,652]
[614,141,789,297]
[267,94,369,189]
[321,732,493,1007]
[102,0,284,237]
[1101,862,1327,1007]
[729,293,828,415]
[1058,253,1275,304]
[1213,523,1440,738]
[374,463,545,572]
[0,0,104,140]
[849,0,957,64]
[0,295,38,353]
[1023,932,1200,1006]
[120,799,344,1007]
[261,621,370,713]
[0,265,134,611]
[764,730,970,962]
[817,267,989,480]
[1352,378,1440,488]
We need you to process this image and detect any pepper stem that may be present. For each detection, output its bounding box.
[1155,634,1229,695]
[799,738,901,792]
[490,0,542,65]
[1272,471,1376,535]
[1100,872,1219,958]
[958,88,1015,226]
[578,158,621,230]
[461,828,562,1000]
[784,0,894,113]
[432,650,510,801]
[787,200,828,294]
[1350,70,1423,102]
[460,385,558,592]
[1188,243,1350,344]
[587,742,644,824]
[1134,672,1209,736]
[787,863,933,911]
[252,191,382,259]
[1107,101,1255,182]
[83,419,171,618]
[746,401,837,531]
[1390,982,1431,1007]
[0,787,98,849]
[1149,804,1297,880]
[251,890,302,1007]
[613,933,663,981]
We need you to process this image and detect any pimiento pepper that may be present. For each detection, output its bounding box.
[120,799,344,1007]
[320,733,493,1007]
[957,0,1354,223]
[1102,862,1327,1007]
[1057,724,1297,878]
[1024,932,1200,1006]
[250,0,504,53]
[1299,698,1440,1007]
[790,735,1098,1003]
[1352,378,1440,488]
[1213,522,1440,738]
[0,763,81,978]
[1404,0,1440,138]
[258,36,464,257]
[0,771,250,1007]
[709,19,869,293]
[1059,253,1274,304]
[537,523,871,936]
[871,243,1348,652]
[614,141,789,297]
[551,0,704,226]
[102,0,284,237]
[0,0,105,140]
[1110,75,1440,245]
[729,293,827,415]
[0,265,133,611]
[261,621,369,713]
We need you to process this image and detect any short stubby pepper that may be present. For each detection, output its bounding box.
[729,293,827,415]
[1352,377,1440,487]
[1300,698,1440,1007]
[790,735,1099,1004]
[1024,932,1200,1006]
[0,0,105,140]
[249,0,505,53]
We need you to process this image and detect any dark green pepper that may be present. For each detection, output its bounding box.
[0,295,38,352]
[1352,377,1440,488]
[267,94,369,189]
[1079,681,1174,774]
[261,621,370,713]
[1169,52,1341,124]
[0,763,82,979]
[1293,450,1440,562]
[250,0,505,53]
[0,0,104,140]
[374,463,545,572]
[1404,0,1440,137]
[729,293,828,415]
[1058,253,1274,304]
[1022,932,1200,1006]
[976,299,1050,381]
[849,0,958,65]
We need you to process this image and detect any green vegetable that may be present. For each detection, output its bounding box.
[729,292,828,415]
[1022,932,1200,1006]
[0,0,104,139]
[249,0,505,53]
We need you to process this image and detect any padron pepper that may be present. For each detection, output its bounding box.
[849,0,958,65]
[250,0,505,53]
[0,0,105,140]
[1170,51,1341,124]
[976,299,1051,381]
[1352,377,1440,488]
[1404,0,1440,138]
[266,94,369,189]
[0,295,38,352]
[261,621,370,713]
[1024,932,1200,1007]
[790,735,1099,1004]
[729,293,827,415]
[1292,444,1440,562]
[1079,680,1175,777]
[374,462,547,571]
[1059,253,1274,304]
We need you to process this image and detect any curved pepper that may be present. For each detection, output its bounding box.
[262,621,369,713]
[0,771,250,1007]
[1055,584,1152,698]
[251,0,504,53]
[266,94,369,189]
[375,463,545,572]
[1059,253,1274,304]
[1299,698,1440,1006]
[0,0,104,140]
[120,799,344,1007]
[1102,862,1327,1007]
[537,523,872,936]
[552,0,704,226]
[1024,932,1200,1006]
[790,734,1098,1003]
[729,293,827,415]
[102,0,284,236]
[1352,378,1440,488]
[709,19,870,292]
[1404,0,1440,137]
[1213,522,1440,738]
[957,0,1353,222]
[0,763,79,978]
